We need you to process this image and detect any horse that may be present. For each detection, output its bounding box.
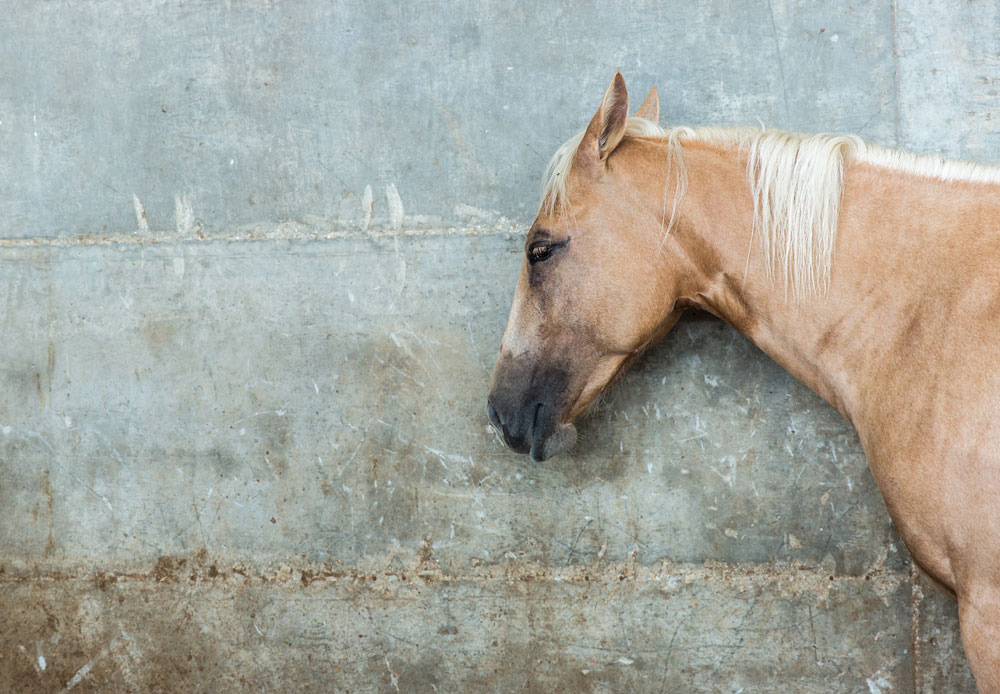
[486,73,1000,690]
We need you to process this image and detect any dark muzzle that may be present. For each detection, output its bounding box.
[487,357,576,462]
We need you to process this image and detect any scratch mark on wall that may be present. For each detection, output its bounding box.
[23,429,113,511]
[764,0,790,122]
[132,194,149,235]
[111,630,140,690]
[70,426,128,470]
[174,194,199,236]
[865,668,893,693]
[361,184,373,231]
[231,409,288,427]
[386,362,425,387]
[384,656,401,692]
[116,289,133,310]
[421,444,473,470]
[385,184,404,230]
[35,640,46,671]
[338,431,368,479]
[59,638,115,693]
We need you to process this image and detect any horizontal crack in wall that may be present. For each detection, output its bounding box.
[1,556,907,602]
[0,219,525,248]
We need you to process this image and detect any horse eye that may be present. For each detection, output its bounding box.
[527,238,568,265]
[528,243,553,264]
[528,241,559,265]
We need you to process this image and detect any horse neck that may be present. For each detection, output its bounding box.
[651,141,892,422]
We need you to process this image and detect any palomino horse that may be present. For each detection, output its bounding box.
[487,73,1000,690]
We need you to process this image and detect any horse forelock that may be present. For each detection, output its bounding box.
[538,116,1000,300]
[539,117,666,217]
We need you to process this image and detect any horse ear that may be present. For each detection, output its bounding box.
[634,86,659,122]
[581,72,630,163]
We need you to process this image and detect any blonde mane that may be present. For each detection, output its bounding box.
[541,118,1000,299]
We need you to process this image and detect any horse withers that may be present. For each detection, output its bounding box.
[487,73,1000,690]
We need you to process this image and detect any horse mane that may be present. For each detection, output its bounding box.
[541,117,1000,299]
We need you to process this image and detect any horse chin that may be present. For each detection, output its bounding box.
[530,422,577,462]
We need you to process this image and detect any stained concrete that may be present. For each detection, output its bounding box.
[1,560,913,693]
[0,1,992,691]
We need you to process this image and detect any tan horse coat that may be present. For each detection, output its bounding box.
[488,74,1000,690]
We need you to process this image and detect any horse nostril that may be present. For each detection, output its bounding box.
[532,402,544,431]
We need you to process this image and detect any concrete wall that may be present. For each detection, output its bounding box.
[1,1,993,691]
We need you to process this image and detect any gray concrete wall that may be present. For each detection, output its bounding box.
[0,1,992,691]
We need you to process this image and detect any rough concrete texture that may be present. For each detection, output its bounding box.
[0,1,992,691]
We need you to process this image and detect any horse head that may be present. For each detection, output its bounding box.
[487,73,691,461]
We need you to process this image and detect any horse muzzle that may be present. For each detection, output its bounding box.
[487,398,577,462]
[486,358,577,462]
